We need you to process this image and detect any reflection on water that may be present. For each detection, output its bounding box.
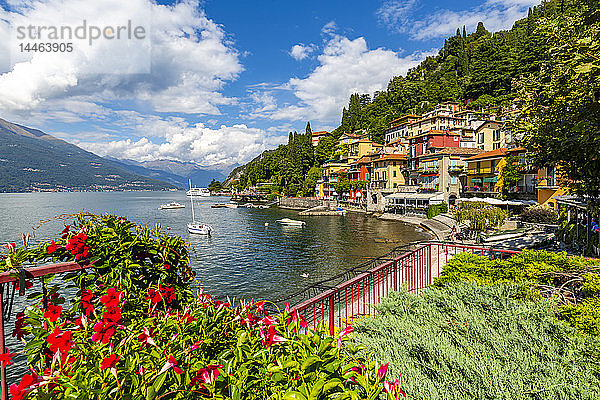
[0,191,429,380]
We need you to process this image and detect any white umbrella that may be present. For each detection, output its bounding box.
[356,192,362,198]
[332,191,338,196]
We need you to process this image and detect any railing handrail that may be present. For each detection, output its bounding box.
[0,261,89,284]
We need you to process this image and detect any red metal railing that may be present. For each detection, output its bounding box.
[289,242,521,334]
[0,262,90,400]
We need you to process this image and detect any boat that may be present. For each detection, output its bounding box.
[211,204,227,208]
[225,203,238,209]
[186,187,210,197]
[276,218,306,226]
[158,202,185,210]
[187,180,212,235]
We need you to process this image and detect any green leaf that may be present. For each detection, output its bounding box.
[283,392,308,400]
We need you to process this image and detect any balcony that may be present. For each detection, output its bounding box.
[419,166,439,174]
[448,165,464,174]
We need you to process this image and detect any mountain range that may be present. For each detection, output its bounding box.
[0,118,225,192]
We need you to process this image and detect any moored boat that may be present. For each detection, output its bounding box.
[187,180,212,235]
[186,187,210,197]
[159,202,185,210]
[276,218,306,226]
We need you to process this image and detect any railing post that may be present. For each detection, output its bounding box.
[328,294,335,336]
[0,284,7,400]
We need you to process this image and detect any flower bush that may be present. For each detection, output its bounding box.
[0,214,404,399]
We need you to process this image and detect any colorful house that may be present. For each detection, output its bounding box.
[370,154,407,190]
[418,147,482,204]
[407,130,461,185]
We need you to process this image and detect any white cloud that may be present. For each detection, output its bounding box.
[0,0,242,114]
[321,21,337,36]
[289,44,314,61]
[376,0,419,32]
[73,116,287,168]
[377,0,540,40]
[257,35,431,123]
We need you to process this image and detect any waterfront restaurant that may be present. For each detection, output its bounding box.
[385,192,445,215]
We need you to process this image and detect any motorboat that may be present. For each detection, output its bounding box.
[225,203,238,209]
[276,218,306,226]
[186,187,210,197]
[159,202,185,210]
[211,204,227,208]
[187,180,212,235]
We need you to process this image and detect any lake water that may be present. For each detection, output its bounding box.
[0,191,428,380]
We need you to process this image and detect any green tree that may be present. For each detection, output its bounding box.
[516,0,600,203]
[207,179,223,193]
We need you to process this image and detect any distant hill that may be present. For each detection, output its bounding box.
[109,158,227,188]
[0,118,176,192]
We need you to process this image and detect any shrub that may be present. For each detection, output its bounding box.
[2,214,399,399]
[427,202,448,219]
[520,205,559,224]
[455,203,508,231]
[353,284,600,400]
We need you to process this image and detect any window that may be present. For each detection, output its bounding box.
[393,170,397,178]
[493,130,500,141]
[491,160,496,172]
[493,142,500,150]
[383,172,387,180]
[477,161,481,173]
[451,176,457,184]
[423,143,427,153]
[478,133,484,144]
[365,173,369,180]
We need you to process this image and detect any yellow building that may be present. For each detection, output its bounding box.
[537,166,568,210]
[473,120,505,151]
[348,139,383,162]
[316,160,348,198]
[465,148,508,195]
[371,154,407,190]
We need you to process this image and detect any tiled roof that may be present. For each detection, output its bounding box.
[466,148,509,160]
[373,154,407,161]
[312,130,328,136]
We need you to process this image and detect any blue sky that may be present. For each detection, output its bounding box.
[0,0,539,172]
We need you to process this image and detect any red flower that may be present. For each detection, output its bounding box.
[100,354,120,370]
[100,287,122,307]
[259,326,286,348]
[255,300,266,313]
[137,327,156,347]
[47,240,61,254]
[377,363,389,380]
[337,325,353,347]
[102,305,121,324]
[92,322,117,344]
[6,243,15,252]
[0,348,15,367]
[46,326,73,354]
[191,364,222,386]
[160,355,183,375]
[12,312,28,340]
[383,374,406,398]
[147,288,163,305]
[43,303,63,322]
[80,290,95,316]
[9,370,41,400]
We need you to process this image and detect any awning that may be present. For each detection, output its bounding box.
[484,177,497,183]
[470,178,482,184]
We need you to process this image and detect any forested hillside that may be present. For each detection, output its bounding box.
[335,2,558,143]
[228,0,583,195]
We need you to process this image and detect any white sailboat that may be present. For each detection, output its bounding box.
[187,180,212,235]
